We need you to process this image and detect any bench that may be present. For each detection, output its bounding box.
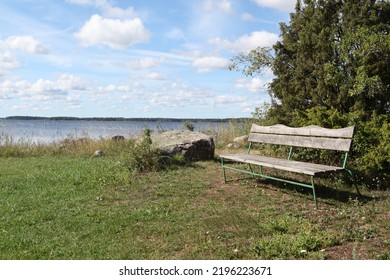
[220,124,361,208]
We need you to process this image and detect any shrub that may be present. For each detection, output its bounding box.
[183,121,195,131]
[352,114,390,188]
[276,106,390,188]
[121,129,161,174]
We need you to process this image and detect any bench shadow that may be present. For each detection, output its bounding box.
[256,178,374,205]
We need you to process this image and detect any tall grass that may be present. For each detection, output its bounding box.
[203,120,252,149]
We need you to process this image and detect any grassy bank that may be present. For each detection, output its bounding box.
[0,127,389,259]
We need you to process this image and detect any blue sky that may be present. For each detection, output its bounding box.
[0,0,295,118]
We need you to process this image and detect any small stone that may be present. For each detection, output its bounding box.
[233,135,248,144]
[227,143,240,148]
[111,135,125,141]
[93,150,104,157]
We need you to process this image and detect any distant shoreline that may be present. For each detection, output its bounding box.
[3,116,250,122]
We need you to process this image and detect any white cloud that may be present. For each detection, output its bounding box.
[30,74,88,96]
[1,36,48,54]
[0,52,20,76]
[203,0,233,14]
[235,77,269,93]
[30,79,66,95]
[125,57,161,69]
[0,74,90,112]
[169,80,190,90]
[192,56,230,73]
[150,88,214,107]
[67,0,137,18]
[190,0,234,38]
[75,15,150,49]
[143,72,165,80]
[1,74,88,98]
[241,13,256,22]
[103,5,137,18]
[209,31,278,53]
[56,74,89,91]
[66,0,92,4]
[98,84,137,97]
[218,0,233,14]
[251,0,296,13]
[214,95,247,104]
[166,28,185,40]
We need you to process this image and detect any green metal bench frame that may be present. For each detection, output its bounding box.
[220,124,360,208]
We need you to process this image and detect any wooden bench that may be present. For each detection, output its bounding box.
[220,124,361,208]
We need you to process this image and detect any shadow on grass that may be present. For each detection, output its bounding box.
[203,159,383,205]
[256,178,374,205]
[223,172,375,205]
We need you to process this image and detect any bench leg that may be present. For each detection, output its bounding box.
[311,176,318,209]
[221,158,227,183]
[345,169,361,197]
[248,164,256,179]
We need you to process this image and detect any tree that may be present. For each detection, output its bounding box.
[230,0,390,181]
[231,0,390,123]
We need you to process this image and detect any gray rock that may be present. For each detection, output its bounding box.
[151,130,215,161]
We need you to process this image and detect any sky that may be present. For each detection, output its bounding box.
[0,0,295,118]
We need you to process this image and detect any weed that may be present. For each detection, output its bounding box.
[255,214,337,259]
[183,121,195,131]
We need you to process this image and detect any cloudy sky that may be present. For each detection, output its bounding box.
[0,0,295,118]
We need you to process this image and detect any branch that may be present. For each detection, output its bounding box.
[229,47,274,77]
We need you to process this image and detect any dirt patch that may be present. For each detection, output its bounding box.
[325,238,388,259]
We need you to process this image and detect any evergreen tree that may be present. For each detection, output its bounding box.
[231,0,390,123]
[230,0,390,178]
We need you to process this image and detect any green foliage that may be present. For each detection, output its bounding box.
[291,107,390,186]
[292,107,349,128]
[121,128,161,174]
[183,121,195,131]
[120,128,189,174]
[353,114,390,182]
[231,0,390,118]
[255,214,336,259]
[229,47,274,77]
[230,0,390,179]
[251,102,273,125]
[169,153,186,165]
[269,0,390,119]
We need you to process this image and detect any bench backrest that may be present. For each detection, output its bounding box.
[248,124,355,152]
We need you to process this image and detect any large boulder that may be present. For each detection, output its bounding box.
[151,130,215,161]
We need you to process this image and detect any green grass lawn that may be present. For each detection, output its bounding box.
[0,152,389,259]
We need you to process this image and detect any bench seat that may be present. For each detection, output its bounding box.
[220,154,344,176]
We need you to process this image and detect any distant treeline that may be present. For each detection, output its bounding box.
[5,116,249,123]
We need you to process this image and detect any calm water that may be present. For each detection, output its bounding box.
[0,119,228,144]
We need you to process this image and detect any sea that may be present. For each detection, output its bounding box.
[0,118,233,144]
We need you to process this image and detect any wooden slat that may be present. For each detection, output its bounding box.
[251,124,355,138]
[248,133,352,151]
[220,153,344,176]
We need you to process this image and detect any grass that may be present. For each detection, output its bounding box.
[0,128,389,260]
